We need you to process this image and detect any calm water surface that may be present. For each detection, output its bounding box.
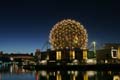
[0,65,120,80]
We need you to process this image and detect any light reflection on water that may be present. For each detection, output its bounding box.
[0,65,120,80]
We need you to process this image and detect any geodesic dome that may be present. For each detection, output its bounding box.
[49,19,88,50]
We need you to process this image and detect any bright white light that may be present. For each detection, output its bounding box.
[40,60,47,65]
[92,41,96,45]
[86,59,96,64]
[40,71,47,77]
[111,49,118,59]
[86,71,97,77]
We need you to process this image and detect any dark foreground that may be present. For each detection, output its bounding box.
[23,64,120,71]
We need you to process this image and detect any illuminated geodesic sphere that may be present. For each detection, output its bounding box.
[49,19,88,50]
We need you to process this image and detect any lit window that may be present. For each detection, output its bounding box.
[70,50,75,60]
[111,49,118,58]
[83,50,87,60]
[56,51,61,60]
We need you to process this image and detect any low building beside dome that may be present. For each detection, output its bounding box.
[38,48,88,65]
[96,43,120,64]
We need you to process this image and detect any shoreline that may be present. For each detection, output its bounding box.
[23,64,120,71]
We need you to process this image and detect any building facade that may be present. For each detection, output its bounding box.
[40,48,88,65]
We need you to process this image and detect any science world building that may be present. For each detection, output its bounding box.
[39,19,88,64]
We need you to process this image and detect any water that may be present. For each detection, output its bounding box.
[0,65,120,80]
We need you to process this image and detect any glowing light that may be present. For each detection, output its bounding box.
[113,75,120,80]
[40,71,47,77]
[49,19,88,50]
[86,71,97,77]
[56,51,61,60]
[70,50,75,60]
[111,49,118,58]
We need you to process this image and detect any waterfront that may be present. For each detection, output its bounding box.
[0,65,120,80]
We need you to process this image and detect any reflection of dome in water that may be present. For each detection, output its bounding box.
[49,19,88,50]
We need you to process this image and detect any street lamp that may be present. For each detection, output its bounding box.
[92,41,96,57]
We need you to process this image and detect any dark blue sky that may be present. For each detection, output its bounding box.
[0,0,119,53]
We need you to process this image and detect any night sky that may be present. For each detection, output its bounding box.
[0,0,119,53]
